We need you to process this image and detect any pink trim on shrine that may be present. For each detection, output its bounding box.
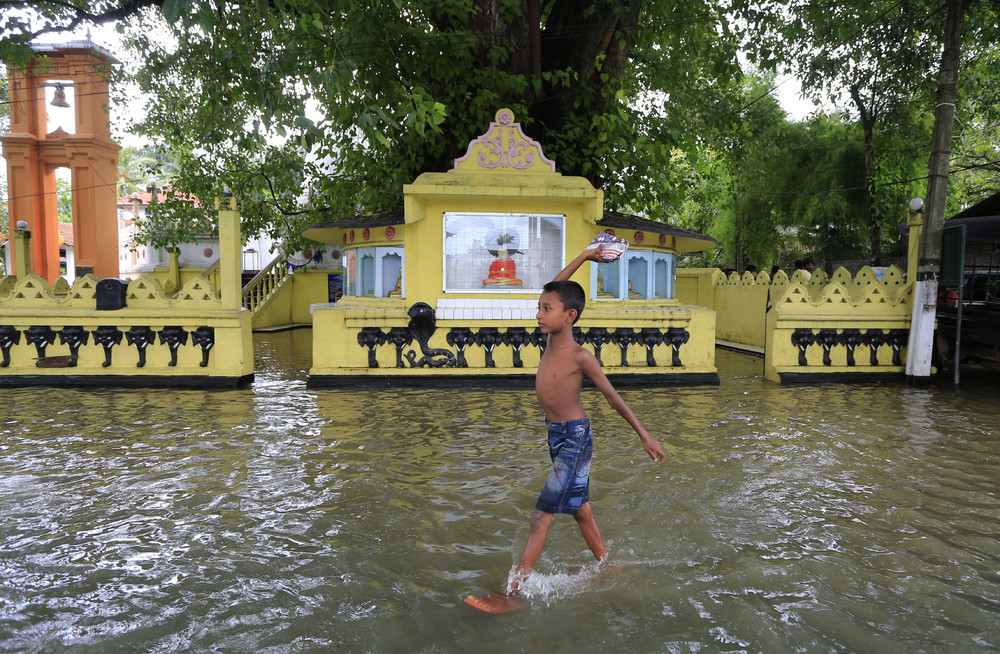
[453,108,556,173]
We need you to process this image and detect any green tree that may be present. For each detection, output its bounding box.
[779,115,883,266]
[737,0,1000,264]
[136,144,180,187]
[116,144,180,196]
[948,118,1000,211]
[1,1,743,250]
[698,77,791,272]
[669,147,726,269]
[934,0,1000,215]
[56,176,72,222]
[673,72,927,272]
[735,0,944,263]
[117,145,158,196]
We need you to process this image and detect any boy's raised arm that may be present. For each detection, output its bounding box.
[552,246,605,282]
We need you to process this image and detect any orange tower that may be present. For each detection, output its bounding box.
[1,41,121,281]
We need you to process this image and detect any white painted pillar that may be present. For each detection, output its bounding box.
[64,245,76,283]
[905,279,937,378]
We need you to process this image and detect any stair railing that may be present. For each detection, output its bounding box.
[198,258,221,285]
[242,255,292,314]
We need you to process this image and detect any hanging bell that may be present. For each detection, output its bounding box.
[50,85,70,108]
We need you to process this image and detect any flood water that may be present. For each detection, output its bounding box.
[2,330,1000,653]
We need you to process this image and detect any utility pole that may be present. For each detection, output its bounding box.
[907,0,969,380]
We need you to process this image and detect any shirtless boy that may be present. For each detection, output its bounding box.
[465,245,665,613]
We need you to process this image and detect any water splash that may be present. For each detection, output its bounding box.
[504,561,611,605]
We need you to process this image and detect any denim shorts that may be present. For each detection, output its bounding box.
[535,417,592,515]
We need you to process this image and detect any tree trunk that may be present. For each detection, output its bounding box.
[849,84,881,263]
[527,0,541,104]
[464,0,639,185]
[531,1,640,183]
[907,0,969,379]
[919,0,969,276]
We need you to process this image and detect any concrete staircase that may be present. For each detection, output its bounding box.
[242,257,296,330]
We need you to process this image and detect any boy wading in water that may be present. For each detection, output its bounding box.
[465,245,665,613]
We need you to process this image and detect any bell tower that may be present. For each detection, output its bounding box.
[2,41,121,281]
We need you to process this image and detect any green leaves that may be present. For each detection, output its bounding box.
[135,188,220,252]
[2,0,745,251]
[161,0,187,24]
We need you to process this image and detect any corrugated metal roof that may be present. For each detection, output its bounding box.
[952,192,1000,221]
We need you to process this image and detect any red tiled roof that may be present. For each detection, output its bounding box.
[117,189,168,206]
[57,222,75,247]
[117,186,202,208]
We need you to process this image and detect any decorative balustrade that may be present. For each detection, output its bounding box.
[309,298,718,387]
[0,272,223,308]
[713,265,907,301]
[673,265,916,382]
[354,323,691,370]
[0,323,217,371]
[0,272,250,387]
[759,266,913,383]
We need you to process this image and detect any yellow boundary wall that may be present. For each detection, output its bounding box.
[0,273,252,386]
[679,266,914,382]
[0,199,253,387]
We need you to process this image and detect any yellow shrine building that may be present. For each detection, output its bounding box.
[303,109,719,387]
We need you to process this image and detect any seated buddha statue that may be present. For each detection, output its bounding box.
[483,248,523,286]
[387,267,402,296]
[596,269,613,297]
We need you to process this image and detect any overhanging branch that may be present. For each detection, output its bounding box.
[1,0,164,39]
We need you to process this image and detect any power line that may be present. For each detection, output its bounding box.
[683,157,995,198]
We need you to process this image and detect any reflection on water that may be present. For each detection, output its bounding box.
[2,329,1000,652]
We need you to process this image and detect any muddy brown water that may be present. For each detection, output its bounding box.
[2,330,999,652]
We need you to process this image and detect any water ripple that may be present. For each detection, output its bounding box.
[1,342,1000,652]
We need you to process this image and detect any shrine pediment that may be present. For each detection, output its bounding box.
[453,108,556,174]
